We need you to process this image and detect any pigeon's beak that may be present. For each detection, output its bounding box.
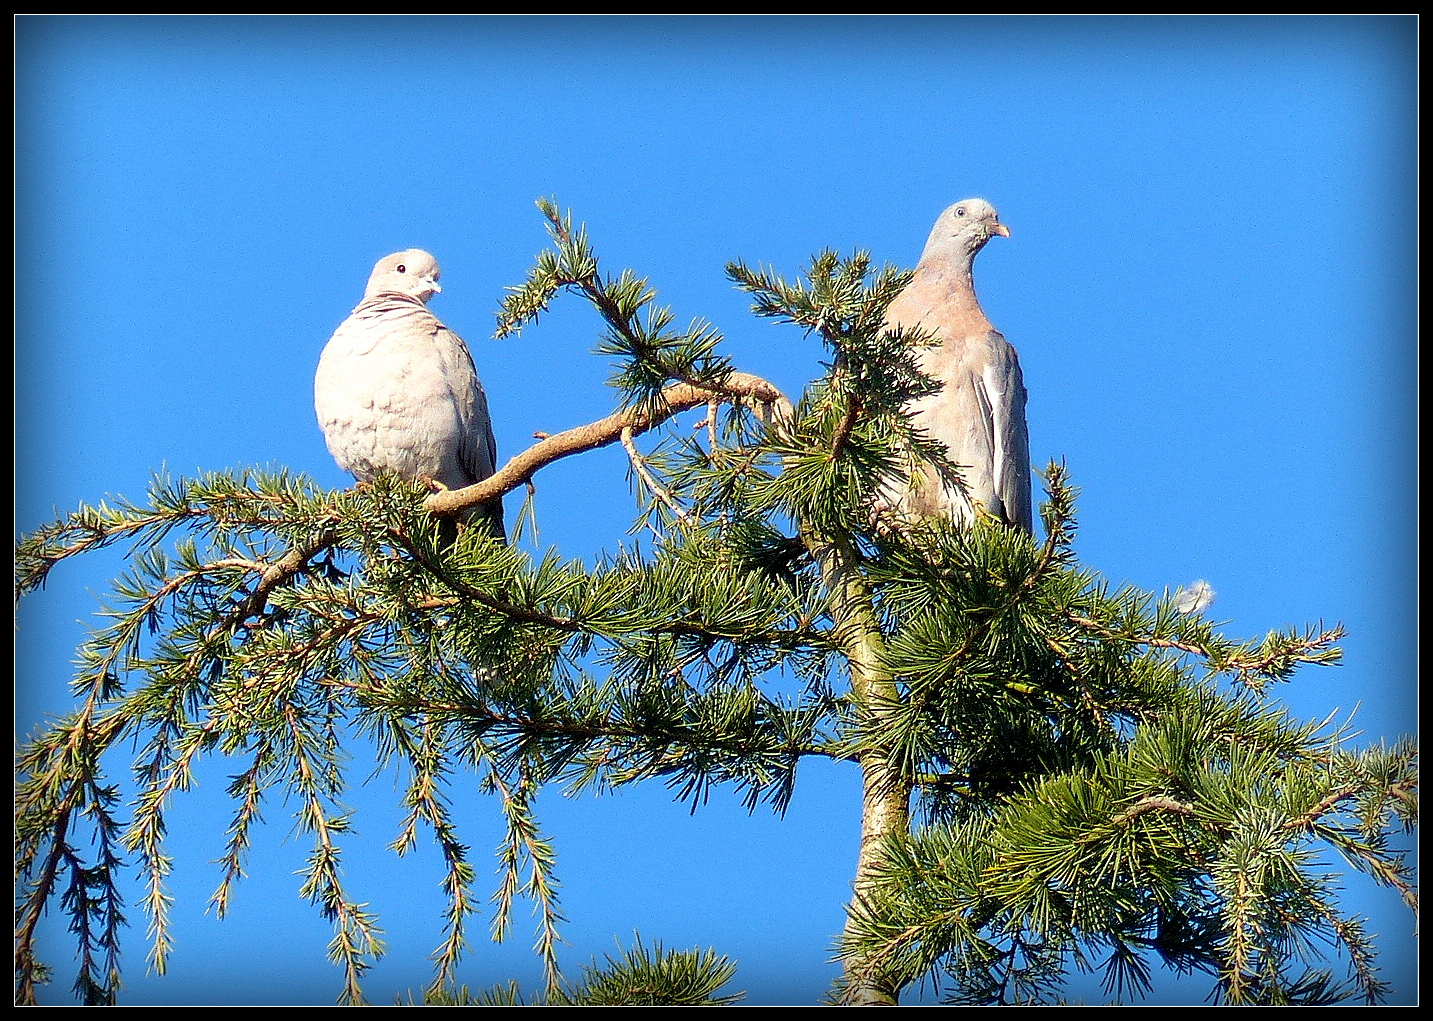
[991,222,1011,239]
[426,277,442,295]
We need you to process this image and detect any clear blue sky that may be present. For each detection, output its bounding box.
[15,15,1416,1006]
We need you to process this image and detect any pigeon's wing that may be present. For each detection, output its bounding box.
[977,332,1032,532]
[432,320,505,538]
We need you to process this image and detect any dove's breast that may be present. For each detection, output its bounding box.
[314,305,470,489]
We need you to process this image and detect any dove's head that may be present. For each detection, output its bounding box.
[921,198,1010,263]
[365,249,443,303]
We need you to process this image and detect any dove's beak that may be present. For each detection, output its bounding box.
[991,223,1011,239]
[426,278,442,295]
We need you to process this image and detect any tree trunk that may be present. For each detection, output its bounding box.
[841,746,911,1005]
[816,535,911,1005]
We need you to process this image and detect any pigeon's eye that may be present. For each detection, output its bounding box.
[954,207,967,217]
[396,264,406,274]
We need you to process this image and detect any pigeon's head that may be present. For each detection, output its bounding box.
[365,249,443,303]
[922,199,1010,261]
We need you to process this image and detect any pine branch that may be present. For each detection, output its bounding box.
[424,372,790,520]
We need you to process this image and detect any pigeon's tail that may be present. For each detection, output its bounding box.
[436,498,505,550]
[466,498,506,545]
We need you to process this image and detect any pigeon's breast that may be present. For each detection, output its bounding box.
[314,308,469,488]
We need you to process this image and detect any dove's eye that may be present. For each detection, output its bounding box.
[396,264,407,274]
[954,207,967,217]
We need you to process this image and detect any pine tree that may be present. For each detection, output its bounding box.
[15,200,1417,1006]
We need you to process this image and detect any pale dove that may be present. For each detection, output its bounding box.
[885,199,1032,533]
[315,249,504,539]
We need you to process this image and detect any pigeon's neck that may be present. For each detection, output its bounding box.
[912,251,989,326]
[353,291,432,317]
